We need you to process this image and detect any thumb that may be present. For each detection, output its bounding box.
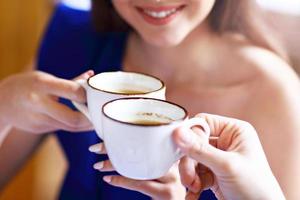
[173,126,228,172]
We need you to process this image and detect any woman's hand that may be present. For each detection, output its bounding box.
[0,70,94,134]
[173,113,285,200]
[89,143,186,200]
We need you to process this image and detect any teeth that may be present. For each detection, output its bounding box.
[143,8,177,18]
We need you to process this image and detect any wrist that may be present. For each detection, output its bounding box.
[0,119,11,146]
[0,101,12,145]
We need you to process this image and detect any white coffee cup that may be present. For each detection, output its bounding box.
[101,98,210,180]
[72,71,166,139]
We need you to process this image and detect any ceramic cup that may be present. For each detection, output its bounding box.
[101,98,210,180]
[72,71,166,139]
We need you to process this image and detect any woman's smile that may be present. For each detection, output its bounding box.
[136,4,186,26]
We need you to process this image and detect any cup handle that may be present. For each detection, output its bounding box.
[71,79,91,121]
[174,117,211,161]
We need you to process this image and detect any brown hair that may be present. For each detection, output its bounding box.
[91,0,288,61]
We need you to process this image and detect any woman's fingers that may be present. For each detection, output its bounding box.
[196,165,215,192]
[41,98,92,130]
[173,118,228,172]
[90,143,112,172]
[93,160,114,172]
[179,157,214,194]
[89,143,107,154]
[179,156,201,193]
[103,175,165,199]
[156,163,179,183]
[38,74,85,103]
[27,113,91,133]
[38,70,94,103]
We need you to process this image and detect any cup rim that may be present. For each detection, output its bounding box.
[87,71,165,95]
[102,97,189,127]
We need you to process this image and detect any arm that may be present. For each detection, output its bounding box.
[0,129,45,190]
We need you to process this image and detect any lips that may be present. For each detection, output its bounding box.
[136,5,186,26]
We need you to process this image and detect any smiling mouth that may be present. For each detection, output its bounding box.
[136,5,186,25]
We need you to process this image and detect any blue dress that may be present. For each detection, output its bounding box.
[37,3,216,200]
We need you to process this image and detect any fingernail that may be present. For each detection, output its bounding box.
[87,70,94,76]
[103,176,112,183]
[89,143,103,153]
[93,162,104,170]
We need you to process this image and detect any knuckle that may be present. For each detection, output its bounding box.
[32,72,47,83]
[32,72,54,91]
[195,113,212,121]
[240,121,254,129]
[237,121,256,135]
[64,82,85,102]
[27,92,41,105]
[195,113,207,118]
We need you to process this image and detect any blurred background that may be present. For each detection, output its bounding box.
[0,1,63,200]
[0,0,299,199]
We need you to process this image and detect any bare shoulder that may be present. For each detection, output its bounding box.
[237,38,300,135]
[238,45,300,103]
[221,33,300,129]
[222,33,299,95]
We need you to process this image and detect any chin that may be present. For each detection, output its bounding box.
[142,32,186,48]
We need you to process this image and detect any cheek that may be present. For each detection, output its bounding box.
[112,0,136,27]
